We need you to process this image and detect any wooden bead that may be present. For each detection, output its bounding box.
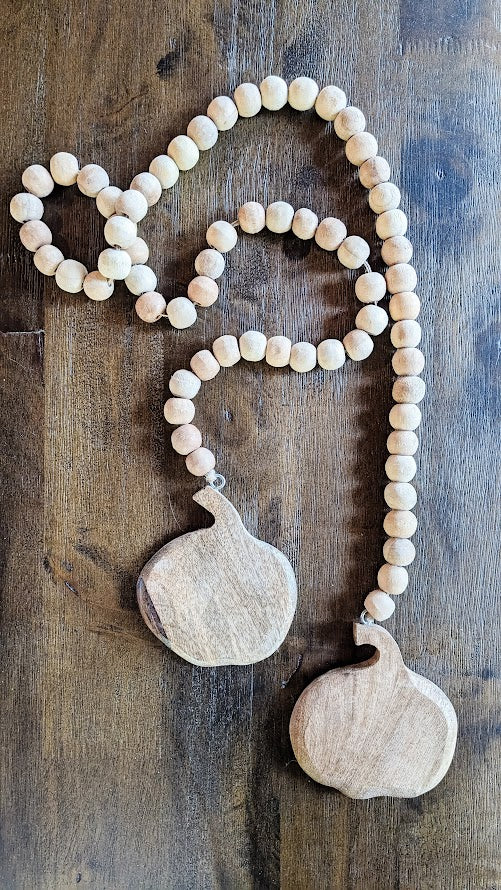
[171,423,202,455]
[164,397,195,425]
[115,189,148,222]
[186,115,219,151]
[392,348,425,376]
[259,75,288,110]
[290,342,316,373]
[33,244,64,276]
[169,369,201,399]
[126,237,149,265]
[83,271,114,301]
[314,217,347,251]
[358,156,391,189]
[55,259,88,293]
[385,455,417,482]
[369,182,401,214]
[185,447,216,477]
[383,538,416,567]
[389,292,420,321]
[383,510,417,538]
[10,192,43,223]
[376,208,408,240]
[187,276,219,307]
[315,85,347,120]
[345,132,378,166]
[49,152,79,186]
[104,216,137,249]
[387,430,419,456]
[207,96,238,130]
[19,220,52,252]
[77,164,109,197]
[266,201,294,233]
[384,482,417,510]
[98,248,132,281]
[381,235,413,266]
[22,164,54,197]
[194,248,225,279]
[130,172,162,206]
[377,564,409,596]
[355,305,388,336]
[386,263,417,295]
[389,403,422,430]
[355,271,386,303]
[343,329,373,361]
[212,335,240,367]
[239,331,267,361]
[288,77,319,110]
[391,319,422,348]
[190,349,220,381]
[125,264,157,295]
[238,202,265,234]
[266,336,292,367]
[334,106,366,140]
[337,236,370,269]
[135,292,166,322]
[393,376,426,404]
[96,186,123,218]
[206,220,238,252]
[364,590,395,621]
[233,83,262,117]
[317,339,345,370]
[292,208,318,240]
[149,155,180,188]
[167,135,200,171]
[166,297,197,329]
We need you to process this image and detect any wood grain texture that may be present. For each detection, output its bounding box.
[1,0,500,887]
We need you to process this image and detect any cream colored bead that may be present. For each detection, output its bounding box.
[314,217,347,251]
[337,235,370,269]
[207,95,238,130]
[376,208,408,240]
[166,297,197,329]
[49,152,79,186]
[292,208,318,240]
[149,155,179,189]
[389,292,420,321]
[383,537,416,567]
[392,348,424,376]
[194,248,225,279]
[212,335,240,367]
[345,132,378,166]
[104,216,137,249]
[190,349,220,381]
[383,510,417,539]
[126,237,149,265]
[355,271,386,304]
[288,77,319,110]
[239,330,267,361]
[386,263,417,295]
[334,106,366,140]
[389,403,422,431]
[233,83,262,117]
[125,264,157,295]
[355,305,388,336]
[238,202,265,234]
[358,156,391,189]
[98,248,132,281]
[169,369,201,399]
[96,186,123,218]
[377,564,408,596]
[171,423,202,456]
[187,276,219,307]
[315,85,347,120]
[265,336,292,367]
[83,271,114,301]
[381,235,413,266]
[77,164,109,197]
[135,292,166,323]
[55,258,88,293]
[369,182,401,214]
[186,447,216,477]
[19,220,52,252]
[164,397,195,425]
[391,319,422,348]
[10,193,44,223]
[317,339,345,370]
[115,189,148,222]
[364,590,395,621]
[22,164,54,197]
[343,329,373,361]
[186,115,218,151]
[206,220,238,252]
[386,454,417,482]
[387,430,419,456]
[393,376,426,405]
[266,201,294,234]
[384,482,417,510]
[130,172,162,207]
[167,135,200,171]
[259,75,288,110]
[33,244,64,276]
[290,342,316,372]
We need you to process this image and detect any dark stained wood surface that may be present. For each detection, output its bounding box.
[1,1,500,887]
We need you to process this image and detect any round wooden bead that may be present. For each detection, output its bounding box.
[135,292,166,322]
[10,193,44,223]
[239,331,267,361]
[314,217,347,251]
[234,82,262,117]
[115,189,148,222]
[266,201,294,233]
[315,85,347,120]
[391,319,422,348]
[22,164,54,197]
[266,336,292,367]
[389,292,421,321]
[259,75,288,110]
[187,276,219,307]
[83,271,114,301]
[212,335,240,367]
[164,397,195,425]
[384,482,417,510]
[385,455,417,482]
[194,248,225,279]
[185,447,216,477]
[169,369,201,399]
[369,182,401,214]
[343,329,373,361]
[49,152,79,186]
[98,249,132,281]
[377,564,409,596]
[392,348,425,376]
[383,510,417,539]
[167,135,200,171]
[386,263,417,295]
[190,349,220,381]
[393,376,426,404]
[317,339,345,370]
[186,116,219,151]
[206,220,238,252]
[387,430,419,456]
[355,305,388,336]
[77,164,109,197]
[19,220,52,252]
[288,77,319,110]
[166,297,197,329]
[130,172,162,207]
[381,235,413,266]
[376,209,408,240]
[364,590,395,621]
[55,259,88,293]
[337,236,370,269]
[126,237,149,265]
[292,208,318,240]
[207,96,238,130]
[389,403,422,431]
[334,106,366,140]
[171,423,202,456]
[383,538,416,567]
[289,342,316,373]
[149,155,179,189]
[355,271,386,304]
[96,186,123,218]
[358,156,391,189]
[104,216,137,249]
[125,264,157,295]
[34,244,64,276]
[345,132,378,166]
[238,202,265,234]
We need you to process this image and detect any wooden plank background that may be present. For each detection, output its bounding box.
[1,1,500,887]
